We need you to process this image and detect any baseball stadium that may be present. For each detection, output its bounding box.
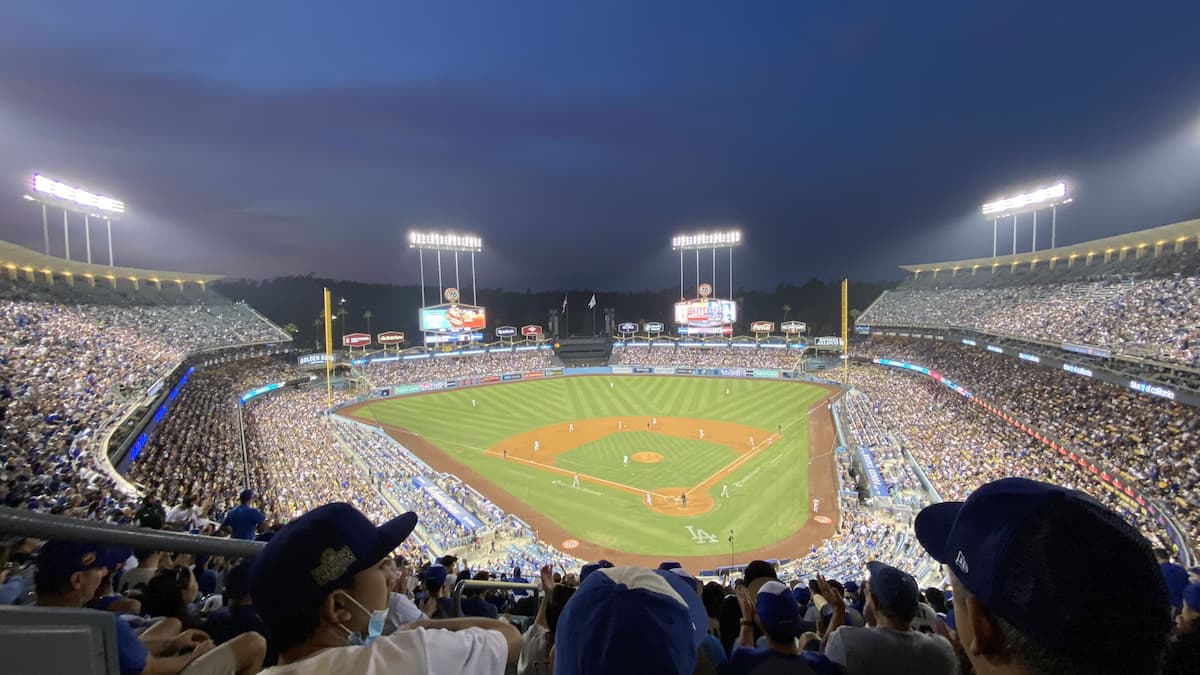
[3,6,1200,673]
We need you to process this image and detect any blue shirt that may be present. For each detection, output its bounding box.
[114,615,148,675]
[222,505,265,541]
[725,646,840,675]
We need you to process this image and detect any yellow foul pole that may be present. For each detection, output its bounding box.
[324,287,333,408]
[841,278,849,387]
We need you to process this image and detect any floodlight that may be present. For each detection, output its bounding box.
[671,229,743,250]
[407,230,483,252]
[981,181,1068,216]
[31,173,125,214]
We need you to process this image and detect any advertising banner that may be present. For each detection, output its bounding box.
[412,476,484,530]
[677,325,734,336]
[751,321,774,333]
[751,369,779,379]
[342,333,371,348]
[501,373,523,381]
[420,305,486,332]
[813,336,842,347]
[611,365,634,374]
[482,375,501,384]
[521,325,544,337]
[781,321,807,334]
[298,353,332,365]
[377,331,405,345]
[618,321,638,333]
[524,371,543,379]
[644,321,665,334]
[394,384,422,395]
[495,326,518,338]
[675,367,695,375]
[859,447,889,498]
[632,366,654,374]
[544,369,564,377]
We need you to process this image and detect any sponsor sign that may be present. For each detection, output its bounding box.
[1063,342,1111,359]
[697,282,713,298]
[781,321,807,334]
[986,345,1004,353]
[751,369,779,379]
[1062,363,1093,377]
[677,325,733,336]
[617,321,638,333]
[674,299,736,327]
[423,332,483,345]
[751,321,775,333]
[377,331,405,345]
[859,447,889,498]
[632,366,654,374]
[1129,380,1176,401]
[675,367,695,375]
[544,369,564,377]
[482,375,501,384]
[521,325,543,337]
[644,321,665,333]
[495,326,518,338]
[342,332,371,348]
[420,304,486,332]
[611,366,634,374]
[962,339,977,346]
[854,325,871,334]
[524,371,544,379]
[813,336,843,347]
[501,373,523,381]
[1018,352,1041,363]
[394,384,422,395]
[298,353,332,365]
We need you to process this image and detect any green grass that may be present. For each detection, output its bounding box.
[553,432,738,492]
[348,376,828,558]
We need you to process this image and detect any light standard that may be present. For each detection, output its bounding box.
[26,173,125,265]
[981,181,1072,255]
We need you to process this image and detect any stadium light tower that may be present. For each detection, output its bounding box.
[981,181,1071,256]
[407,230,484,306]
[671,229,742,300]
[26,172,125,266]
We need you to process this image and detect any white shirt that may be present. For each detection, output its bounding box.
[384,592,425,633]
[261,626,507,675]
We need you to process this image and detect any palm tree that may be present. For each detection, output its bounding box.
[363,310,374,338]
[849,308,862,323]
[336,306,348,342]
[781,304,792,321]
[281,322,299,342]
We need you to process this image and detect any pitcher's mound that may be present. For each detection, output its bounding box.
[646,487,715,516]
[631,452,663,464]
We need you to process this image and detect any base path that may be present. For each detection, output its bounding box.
[342,382,844,570]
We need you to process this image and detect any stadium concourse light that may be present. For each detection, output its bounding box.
[406,229,484,309]
[27,172,124,266]
[981,181,1072,257]
[670,229,743,301]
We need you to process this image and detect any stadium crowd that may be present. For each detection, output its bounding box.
[854,338,1200,548]
[859,274,1200,367]
[358,348,560,387]
[611,344,802,369]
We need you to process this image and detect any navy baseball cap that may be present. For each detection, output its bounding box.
[579,559,613,583]
[915,478,1169,661]
[867,561,919,615]
[36,540,130,585]
[250,503,417,628]
[654,568,708,648]
[555,566,696,675]
[756,580,801,640]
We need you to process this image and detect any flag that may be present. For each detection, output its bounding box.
[562,294,568,312]
[588,294,597,309]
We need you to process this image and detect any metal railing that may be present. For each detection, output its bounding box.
[450,579,539,618]
[0,508,264,558]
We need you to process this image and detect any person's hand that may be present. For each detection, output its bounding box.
[735,583,755,619]
[172,629,210,653]
[420,594,438,617]
[815,574,846,613]
[798,631,820,648]
[186,640,215,663]
[539,564,555,590]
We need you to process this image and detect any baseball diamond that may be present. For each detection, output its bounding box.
[342,374,840,568]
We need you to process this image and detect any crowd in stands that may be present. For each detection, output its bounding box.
[611,344,802,369]
[1,294,288,522]
[859,273,1200,367]
[855,338,1200,549]
[358,348,560,387]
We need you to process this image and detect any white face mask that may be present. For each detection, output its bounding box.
[336,591,387,646]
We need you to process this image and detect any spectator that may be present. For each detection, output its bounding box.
[461,571,499,619]
[222,491,265,541]
[1158,548,1191,614]
[1164,583,1200,674]
[518,564,576,675]
[553,565,697,675]
[824,561,956,675]
[33,539,265,675]
[249,502,520,672]
[117,549,161,593]
[135,496,167,530]
[142,567,202,629]
[727,579,837,674]
[203,563,267,646]
[914,477,1173,675]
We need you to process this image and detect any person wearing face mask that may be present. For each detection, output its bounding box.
[250,503,522,674]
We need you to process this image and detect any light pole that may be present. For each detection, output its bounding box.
[27,173,125,264]
[982,181,1071,256]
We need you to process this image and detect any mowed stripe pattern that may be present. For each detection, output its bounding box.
[351,376,829,557]
[554,432,738,491]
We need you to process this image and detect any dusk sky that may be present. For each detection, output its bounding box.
[1,1,1199,291]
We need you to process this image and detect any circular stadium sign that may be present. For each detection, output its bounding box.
[444,287,461,303]
[697,283,712,298]
[561,538,580,550]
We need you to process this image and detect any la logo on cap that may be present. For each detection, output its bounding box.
[955,551,969,573]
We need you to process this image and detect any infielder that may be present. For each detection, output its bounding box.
[568,423,575,433]
[572,473,580,488]
[534,440,540,453]
[721,483,729,497]
[812,498,820,513]
[623,455,629,467]
[645,492,652,506]
[699,428,705,440]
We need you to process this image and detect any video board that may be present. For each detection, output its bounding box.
[674,299,737,327]
[420,304,486,333]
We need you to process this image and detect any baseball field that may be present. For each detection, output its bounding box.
[343,375,839,568]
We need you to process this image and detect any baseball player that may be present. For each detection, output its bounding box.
[645,492,652,506]
[534,440,540,453]
[721,483,729,497]
[623,455,629,467]
[572,473,580,488]
[699,428,705,440]
[812,498,820,513]
[568,423,575,433]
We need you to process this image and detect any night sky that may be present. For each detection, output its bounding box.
[1,1,1198,291]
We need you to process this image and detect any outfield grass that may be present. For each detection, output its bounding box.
[349,376,828,558]
[554,432,738,492]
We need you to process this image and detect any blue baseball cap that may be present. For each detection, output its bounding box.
[555,566,696,675]
[579,559,613,583]
[792,585,812,607]
[250,503,417,629]
[867,561,919,615]
[915,478,1169,662]
[756,580,801,641]
[36,540,130,586]
[654,568,708,648]
[843,581,859,594]
[425,564,447,588]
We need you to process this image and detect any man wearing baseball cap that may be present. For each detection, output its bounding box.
[1164,582,1200,673]
[35,540,265,675]
[250,502,521,673]
[222,490,265,541]
[824,560,956,674]
[726,579,839,674]
[915,477,1173,675]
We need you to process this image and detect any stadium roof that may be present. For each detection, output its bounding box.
[0,239,223,286]
[901,217,1200,274]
